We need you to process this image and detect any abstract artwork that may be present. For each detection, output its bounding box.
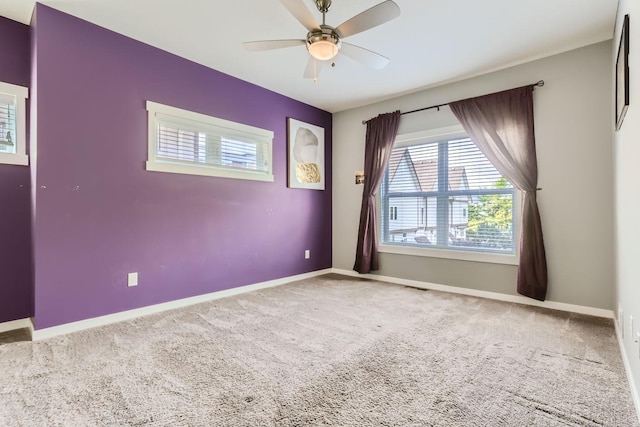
[287,118,325,190]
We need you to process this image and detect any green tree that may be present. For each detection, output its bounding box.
[466,178,512,248]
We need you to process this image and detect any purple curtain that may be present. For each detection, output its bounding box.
[353,111,401,274]
[449,86,547,300]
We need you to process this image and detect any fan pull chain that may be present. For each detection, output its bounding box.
[313,60,318,83]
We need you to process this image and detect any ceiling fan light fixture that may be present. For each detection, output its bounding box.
[308,40,339,60]
[307,27,341,61]
[245,0,400,78]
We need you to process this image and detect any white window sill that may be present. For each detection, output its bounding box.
[379,244,518,265]
[146,160,274,182]
[0,153,28,166]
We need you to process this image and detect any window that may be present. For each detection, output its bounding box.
[380,127,516,257]
[390,206,398,221]
[146,101,274,182]
[0,82,28,166]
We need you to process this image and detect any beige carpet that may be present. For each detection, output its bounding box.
[0,274,637,426]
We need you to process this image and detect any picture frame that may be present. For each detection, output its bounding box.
[616,14,630,131]
[287,118,325,190]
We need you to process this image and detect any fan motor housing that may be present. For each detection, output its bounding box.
[306,26,341,51]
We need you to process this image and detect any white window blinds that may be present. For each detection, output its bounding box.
[146,101,274,182]
[0,93,16,155]
[381,134,516,253]
[0,82,28,166]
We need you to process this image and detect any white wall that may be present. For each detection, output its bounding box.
[333,41,614,309]
[614,0,640,409]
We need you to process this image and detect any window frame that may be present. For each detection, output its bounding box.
[0,82,29,166]
[378,126,519,266]
[146,101,274,182]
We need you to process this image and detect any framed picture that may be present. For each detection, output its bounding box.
[287,118,325,190]
[616,14,630,131]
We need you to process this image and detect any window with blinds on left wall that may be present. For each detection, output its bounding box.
[146,101,274,182]
[0,82,29,166]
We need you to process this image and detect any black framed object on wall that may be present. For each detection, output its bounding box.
[616,14,630,131]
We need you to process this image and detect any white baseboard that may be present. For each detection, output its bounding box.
[331,268,614,319]
[614,318,640,423]
[32,268,332,341]
[0,318,33,334]
[19,267,616,336]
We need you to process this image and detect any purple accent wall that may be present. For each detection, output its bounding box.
[0,16,30,88]
[0,16,32,323]
[32,5,332,329]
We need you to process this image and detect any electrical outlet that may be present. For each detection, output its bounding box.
[128,272,138,287]
[304,250,310,259]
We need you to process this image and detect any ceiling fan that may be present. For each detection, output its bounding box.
[243,0,401,81]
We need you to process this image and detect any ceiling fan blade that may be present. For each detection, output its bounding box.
[340,43,389,69]
[279,0,321,32]
[303,57,326,80]
[335,0,400,38]
[243,39,306,51]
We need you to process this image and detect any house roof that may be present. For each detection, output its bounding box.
[388,148,468,192]
[448,167,467,192]
[387,149,405,183]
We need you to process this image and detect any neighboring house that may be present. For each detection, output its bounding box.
[386,148,470,245]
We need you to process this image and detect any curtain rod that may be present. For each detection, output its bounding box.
[361,80,544,125]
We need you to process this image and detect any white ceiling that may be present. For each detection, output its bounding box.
[0,0,618,113]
